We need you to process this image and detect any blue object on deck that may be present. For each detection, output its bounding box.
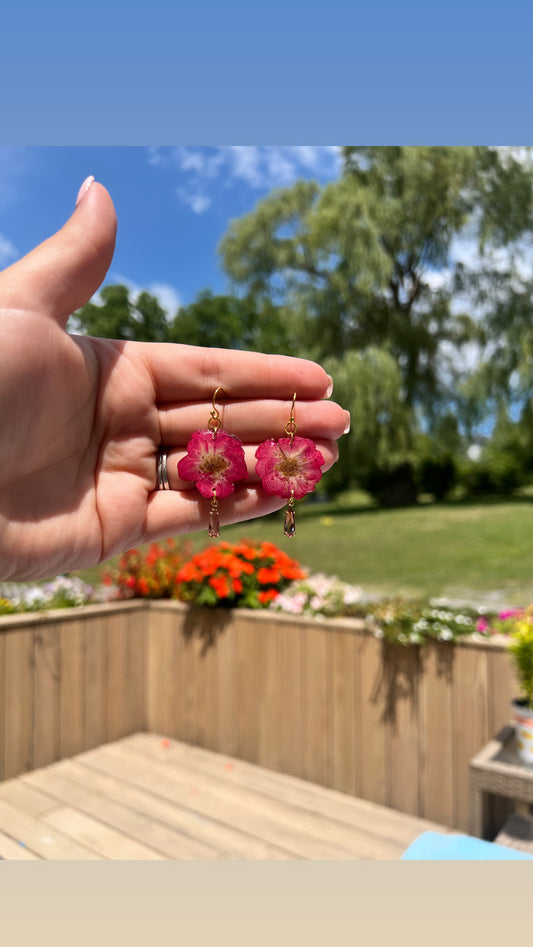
[402,831,533,860]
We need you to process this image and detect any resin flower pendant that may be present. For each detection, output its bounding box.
[255,436,324,501]
[255,395,324,537]
[177,389,248,537]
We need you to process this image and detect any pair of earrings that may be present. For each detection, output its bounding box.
[177,388,324,538]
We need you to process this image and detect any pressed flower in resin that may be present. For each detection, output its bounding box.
[255,435,324,500]
[178,429,248,499]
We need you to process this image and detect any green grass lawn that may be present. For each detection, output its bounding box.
[84,492,533,606]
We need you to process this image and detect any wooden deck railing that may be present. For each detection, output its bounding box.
[0,601,518,833]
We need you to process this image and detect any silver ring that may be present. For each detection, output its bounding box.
[157,448,171,490]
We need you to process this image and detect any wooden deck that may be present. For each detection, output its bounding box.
[0,733,450,860]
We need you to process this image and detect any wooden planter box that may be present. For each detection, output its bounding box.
[0,601,517,833]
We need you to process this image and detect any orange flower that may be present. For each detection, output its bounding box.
[257,566,281,585]
[209,575,230,598]
[176,562,201,583]
[258,589,279,604]
[239,546,258,561]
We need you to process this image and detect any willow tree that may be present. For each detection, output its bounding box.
[220,147,533,421]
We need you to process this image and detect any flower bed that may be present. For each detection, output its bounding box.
[1,539,527,651]
[0,575,104,613]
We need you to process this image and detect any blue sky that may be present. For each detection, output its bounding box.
[0,146,341,315]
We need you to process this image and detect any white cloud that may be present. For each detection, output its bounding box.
[146,282,182,316]
[93,275,182,317]
[177,187,212,214]
[148,146,342,213]
[0,233,18,267]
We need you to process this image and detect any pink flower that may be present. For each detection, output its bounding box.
[498,609,523,621]
[178,429,248,499]
[476,618,490,634]
[255,436,324,500]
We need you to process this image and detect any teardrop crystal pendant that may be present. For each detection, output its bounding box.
[283,497,296,537]
[208,494,220,538]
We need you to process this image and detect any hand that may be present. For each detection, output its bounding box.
[0,180,349,581]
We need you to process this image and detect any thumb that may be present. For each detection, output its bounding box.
[0,177,117,327]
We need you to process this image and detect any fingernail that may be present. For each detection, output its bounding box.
[325,375,334,398]
[343,412,351,434]
[76,175,95,207]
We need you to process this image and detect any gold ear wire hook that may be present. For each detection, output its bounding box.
[208,386,224,434]
[284,392,298,443]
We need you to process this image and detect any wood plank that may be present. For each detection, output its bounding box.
[385,644,421,816]
[33,622,60,768]
[4,630,34,778]
[357,633,387,806]
[418,642,454,826]
[60,619,85,759]
[131,733,448,847]
[91,739,405,859]
[43,807,162,859]
[488,646,516,736]
[106,612,131,741]
[24,762,218,859]
[127,607,147,733]
[352,630,364,799]
[65,756,291,859]
[452,643,489,832]
[84,615,107,750]
[330,629,357,795]
[235,617,259,764]
[300,622,329,786]
[182,612,216,749]
[79,742,304,858]
[485,646,516,837]
[0,777,60,817]
[0,828,41,859]
[214,620,238,758]
[0,796,99,859]
[147,609,177,737]
[256,615,279,771]
[276,621,303,779]
[172,608,190,743]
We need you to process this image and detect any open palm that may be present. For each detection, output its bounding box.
[0,181,347,581]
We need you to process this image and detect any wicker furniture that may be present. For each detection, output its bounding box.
[470,725,533,841]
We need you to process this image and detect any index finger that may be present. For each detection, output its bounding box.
[135,342,334,403]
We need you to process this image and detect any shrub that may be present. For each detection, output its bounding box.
[418,456,457,501]
[361,462,418,507]
[362,597,484,646]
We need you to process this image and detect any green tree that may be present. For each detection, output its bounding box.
[73,285,299,355]
[168,290,297,354]
[322,348,414,497]
[220,147,533,418]
[72,285,171,342]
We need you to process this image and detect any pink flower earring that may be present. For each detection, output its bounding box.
[177,387,248,538]
[255,393,325,537]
